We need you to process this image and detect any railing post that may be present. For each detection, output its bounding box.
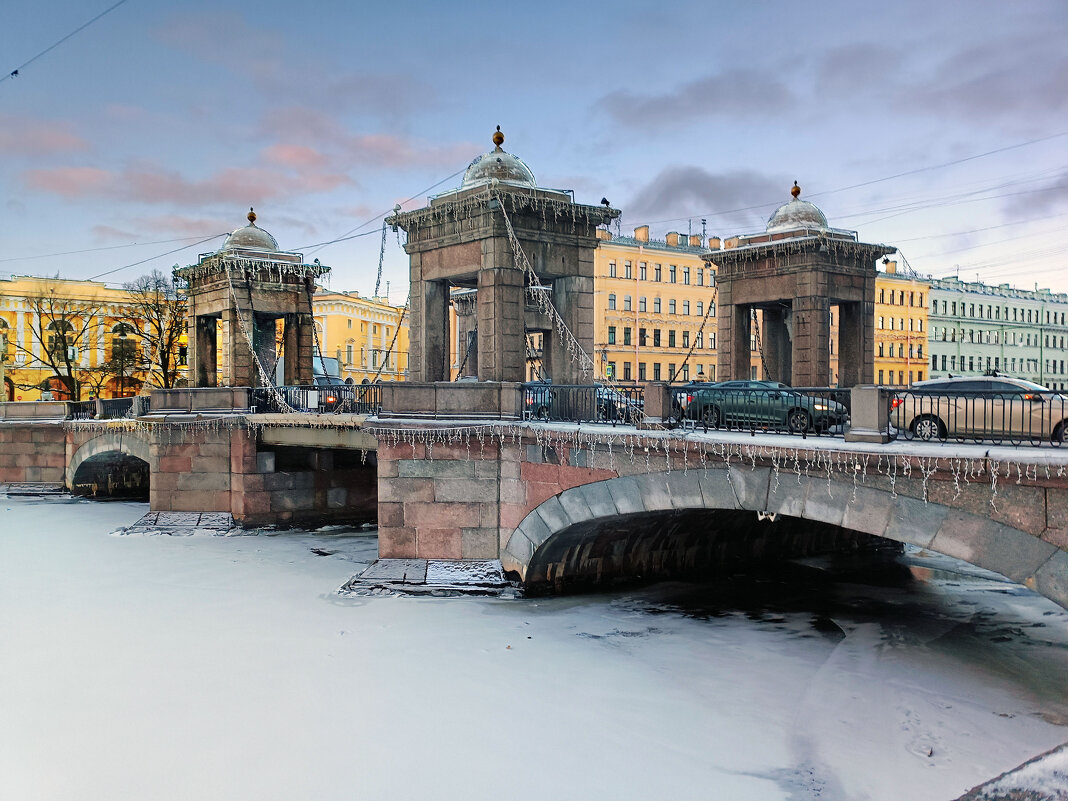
[94,398,104,419]
[643,382,672,427]
[845,385,892,443]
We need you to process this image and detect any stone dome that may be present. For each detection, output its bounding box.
[460,127,536,190]
[219,208,279,252]
[766,182,828,233]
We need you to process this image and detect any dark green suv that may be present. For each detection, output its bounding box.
[682,380,847,433]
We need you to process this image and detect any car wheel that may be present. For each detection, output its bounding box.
[535,405,549,420]
[911,415,944,441]
[701,405,721,428]
[787,408,812,433]
[1053,422,1065,444]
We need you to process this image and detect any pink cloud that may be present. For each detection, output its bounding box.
[24,166,110,197]
[23,163,352,206]
[263,144,328,169]
[0,114,89,156]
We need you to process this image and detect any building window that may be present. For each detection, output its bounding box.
[654,264,662,282]
[669,363,676,380]
[682,266,690,285]
[668,299,677,315]
[682,331,690,348]
[683,300,690,315]
[607,326,616,345]
[639,328,647,346]
[697,268,704,286]
[623,295,632,311]
[668,330,676,348]
[639,297,647,312]
[653,363,661,381]
[608,294,616,310]
[639,262,647,280]
[669,265,677,283]
[624,261,632,279]
[609,261,616,278]
[623,362,631,381]
[653,298,661,314]
[653,329,661,347]
[347,319,352,329]
[623,327,631,346]
[638,362,646,381]
[879,289,885,303]
[608,361,616,378]
[878,369,884,384]
[346,344,354,365]
[681,364,690,381]
[696,301,704,317]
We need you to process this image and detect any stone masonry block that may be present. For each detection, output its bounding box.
[728,466,771,511]
[884,495,946,548]
[634,473,672,513]
[558,488,592,525]
[417,528,462,559]
[378,477,435,504]
[576,481,618,520]
[434,478,498,503]
[606,476,646,515]
[461,528,499,559]
[399,459,475,479]
[669,472,704,510]
[405,502,480,529]
[1030,550,1068,609]
[698,468,740,511]
[534,495,570,534]
[931,513,1057,584]
[840,485,894,538]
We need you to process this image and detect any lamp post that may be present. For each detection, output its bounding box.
[118,326,128,397]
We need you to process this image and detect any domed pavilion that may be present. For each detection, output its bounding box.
[387,127,618,387]
[709,182,894,388]
[174,209,329,388]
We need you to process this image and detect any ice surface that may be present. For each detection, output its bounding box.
[1,496,1066,801]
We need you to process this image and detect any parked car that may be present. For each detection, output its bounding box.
[891,375,1068,442]
[522,381,643,422]
[683,380,847,432]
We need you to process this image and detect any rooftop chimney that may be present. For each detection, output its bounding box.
[666,231,680,247]
[689,234,702,248]
[634,225,649,242]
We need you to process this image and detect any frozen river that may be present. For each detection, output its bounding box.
[1,495,1066,801]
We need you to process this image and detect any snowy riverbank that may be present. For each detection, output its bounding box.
[1,495,1065,800]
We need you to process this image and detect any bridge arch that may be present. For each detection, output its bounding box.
[502,466,1068,609]
[67,431,152,497]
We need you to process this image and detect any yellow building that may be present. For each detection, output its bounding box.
[874,261,930,386]
[0,275,159,401]
[312,289,409,383]
[594,226,725,383]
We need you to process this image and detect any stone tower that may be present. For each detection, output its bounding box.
[709,183,893,387]
[388,128,618,384]
[175,210,329,388]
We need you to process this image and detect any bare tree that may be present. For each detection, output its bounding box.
[12,286,107,401]
[123,270,186,389]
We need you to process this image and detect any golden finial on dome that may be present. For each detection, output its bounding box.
[492,125,504,148]
[791,181,801,199]
[247,207,257,224]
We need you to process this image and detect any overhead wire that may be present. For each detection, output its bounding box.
[1,0,130,85]
[85,233,225,281]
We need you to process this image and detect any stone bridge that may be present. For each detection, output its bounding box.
[2,387,1067,608]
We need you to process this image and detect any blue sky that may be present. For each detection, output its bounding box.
[1,0,1066,300]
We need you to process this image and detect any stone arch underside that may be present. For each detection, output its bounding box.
[66,431,152,490]
[503,467,1068,609]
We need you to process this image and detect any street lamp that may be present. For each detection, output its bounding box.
[118,326,128,398]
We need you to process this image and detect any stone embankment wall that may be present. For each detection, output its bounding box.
[0,423,66,483]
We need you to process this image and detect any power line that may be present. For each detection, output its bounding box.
[300,167,466,254]
[628,130,1068,230]
[86,233,224,281]
[0,235,216,264]
[1,0,130,85]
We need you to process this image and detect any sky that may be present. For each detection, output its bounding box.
[1,0,1066,303]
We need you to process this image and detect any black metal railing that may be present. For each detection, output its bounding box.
[69,400,97,420]
[99,397,134,419]
[252,384,382,415]
[891,388,1068,446]
[669,384,851,438]
[522,383,645,425]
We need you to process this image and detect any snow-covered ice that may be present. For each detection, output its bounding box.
[1,495,1066,801]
